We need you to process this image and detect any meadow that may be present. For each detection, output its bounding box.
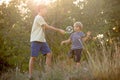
[1,41,120,80]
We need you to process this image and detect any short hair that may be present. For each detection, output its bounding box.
[73,21,83,29]
[36,4,47,12]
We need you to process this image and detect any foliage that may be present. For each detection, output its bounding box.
[105,0,120,42]
[0,0,119,76]
[0,0,31,73]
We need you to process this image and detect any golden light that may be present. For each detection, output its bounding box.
[79,0,84,2]
[0,0,11,5]
[113,27,116,30]
[33,0,56,5]
[106,39,109,42]
[73,0,85,5]
[97,34,104,39]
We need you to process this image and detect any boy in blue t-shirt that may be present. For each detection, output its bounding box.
[61,22,91,67]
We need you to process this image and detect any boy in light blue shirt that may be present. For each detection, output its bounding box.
[61,22,91,67]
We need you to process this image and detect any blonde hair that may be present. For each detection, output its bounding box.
[74,22,83,29]
[36,4,47,12]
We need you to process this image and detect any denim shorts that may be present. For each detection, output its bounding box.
[31,41,51,57]
[68,49,83,62]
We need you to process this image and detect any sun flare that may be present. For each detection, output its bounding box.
[0,0,11,5]
[33,0,56,5]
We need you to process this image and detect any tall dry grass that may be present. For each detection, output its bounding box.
[0,43,120,80]
[86,43,120,80]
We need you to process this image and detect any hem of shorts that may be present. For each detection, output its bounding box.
[71,48,83,50]
[30,40,46,43]
[43,51,51,55]
[31,55,38,57]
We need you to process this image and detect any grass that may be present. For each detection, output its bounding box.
[0,43,120,80]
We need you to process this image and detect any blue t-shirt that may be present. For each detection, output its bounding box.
[70,31,85,50]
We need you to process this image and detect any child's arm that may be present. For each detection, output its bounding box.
[43,24,65,34]
[61,38,71,45]
[82,31,91,42]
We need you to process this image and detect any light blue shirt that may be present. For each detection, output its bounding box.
[70,32,85,50]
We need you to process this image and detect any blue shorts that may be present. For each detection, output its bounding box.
[31,41,51,57]
[68,49,83,62]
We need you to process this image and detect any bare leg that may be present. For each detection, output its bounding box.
[29,57,36,78]
[45,53,52,71]
[76,62,80,68]
[46,53,52,66]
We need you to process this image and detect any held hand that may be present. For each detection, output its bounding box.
[87,31,91,36]
[61,41,64,45]
[58,29,66,35]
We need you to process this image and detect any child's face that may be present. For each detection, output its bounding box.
[42,8,47,16]
[73,26,81,31]
[39,8,47,16]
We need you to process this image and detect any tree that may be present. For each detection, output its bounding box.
[0,0,31,73]
[104,0,120,42]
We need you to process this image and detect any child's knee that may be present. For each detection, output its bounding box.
[46,53,52,58]
[30,57,36,61]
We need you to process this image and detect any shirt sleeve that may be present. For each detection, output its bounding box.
[81,32,85,38]
[37,16,47,27]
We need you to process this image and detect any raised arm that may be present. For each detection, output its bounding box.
[43,24,66,34]
[82,31,91,42]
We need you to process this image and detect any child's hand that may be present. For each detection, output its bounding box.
[61,41,65,45]
[87,31,91,36]
[58,29,66,35]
